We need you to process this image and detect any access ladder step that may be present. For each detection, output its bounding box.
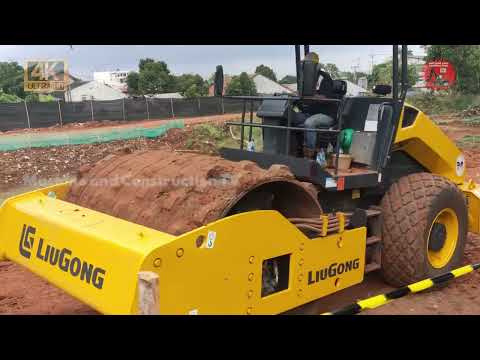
[366,235,381,246]
[365,209,382,218]
[365,262,381,274]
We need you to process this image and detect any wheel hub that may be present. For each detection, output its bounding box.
[427,208,459,269]
[428,223,447,252]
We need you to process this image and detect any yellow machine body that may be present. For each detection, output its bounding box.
[395,104,464,184]
[0,183,366,314]
[396,104,480,234]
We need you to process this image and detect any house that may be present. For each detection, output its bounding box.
[278,80,369,96]
[357,77,368,90]
[94,70,134,93]
[69,81,127,102]
[55,73,87,101]
[283,83,298,93]
[208,73,370,97]
[208,74,293,96]
[252,74,294,95]
[343,80,370,96]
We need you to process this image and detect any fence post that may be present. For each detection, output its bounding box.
[145,97,150,121]
[122,98,126,121]
[170,98,175,118]
[24,100,31,129]
[57,99,63,127]
[90,99,94,121]
[221,97,225,114]
[197,97,201,116]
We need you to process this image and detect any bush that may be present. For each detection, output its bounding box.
[407,93,480,115]
[0,91,21,103]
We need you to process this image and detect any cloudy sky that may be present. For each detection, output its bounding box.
[0,45,425,80]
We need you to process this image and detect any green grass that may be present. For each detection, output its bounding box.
[408,93,480,115]
[185,118,263,152]
[462,116,480,126]
[456,135,480,148]
[222,117,263,151]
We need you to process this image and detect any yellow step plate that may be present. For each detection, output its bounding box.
[0,183,366,315]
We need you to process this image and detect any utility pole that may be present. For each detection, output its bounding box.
[368,53,392,75]
[351,58,361,83]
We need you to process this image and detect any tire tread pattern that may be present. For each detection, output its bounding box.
[380,172,467,287]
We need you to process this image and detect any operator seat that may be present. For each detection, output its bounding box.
[298,53,321,97]
[299,53,347,100]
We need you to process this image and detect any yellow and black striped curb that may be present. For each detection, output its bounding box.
[322,263,480,315]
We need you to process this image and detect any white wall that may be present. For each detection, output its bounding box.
[253,74,294,95]
[70,81,127,102]
[93,71,132,92]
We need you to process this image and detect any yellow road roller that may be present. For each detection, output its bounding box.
[1,45,480,314]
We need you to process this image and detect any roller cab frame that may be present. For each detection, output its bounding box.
[221,45,409,192]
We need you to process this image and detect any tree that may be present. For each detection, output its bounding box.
[139,58,156,71]
[24,93,56,102]
[226,72,257,96]
[183,84,201,98]
[0,61,25,98]
[369,58,418,88]
[425,45,480,94]
[174,74,208,98]
[320,63,340,79]
[126,72,140,95]
[0,90,21,103]
[255,65,277,82]
[279,75,296,84]
[130,58,175,95]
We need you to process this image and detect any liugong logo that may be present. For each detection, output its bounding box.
[18,224,106,289]
[19,224,36,259]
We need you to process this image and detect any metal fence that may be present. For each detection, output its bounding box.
[0,97,255,132]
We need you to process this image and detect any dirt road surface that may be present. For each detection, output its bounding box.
[2,115,480,315]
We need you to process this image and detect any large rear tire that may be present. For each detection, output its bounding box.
[380,172,468,287]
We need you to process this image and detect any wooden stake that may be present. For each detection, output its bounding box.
[24,100,31,129]
[138,271,159,315]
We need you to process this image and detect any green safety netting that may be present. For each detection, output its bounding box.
[0,120,184,152]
